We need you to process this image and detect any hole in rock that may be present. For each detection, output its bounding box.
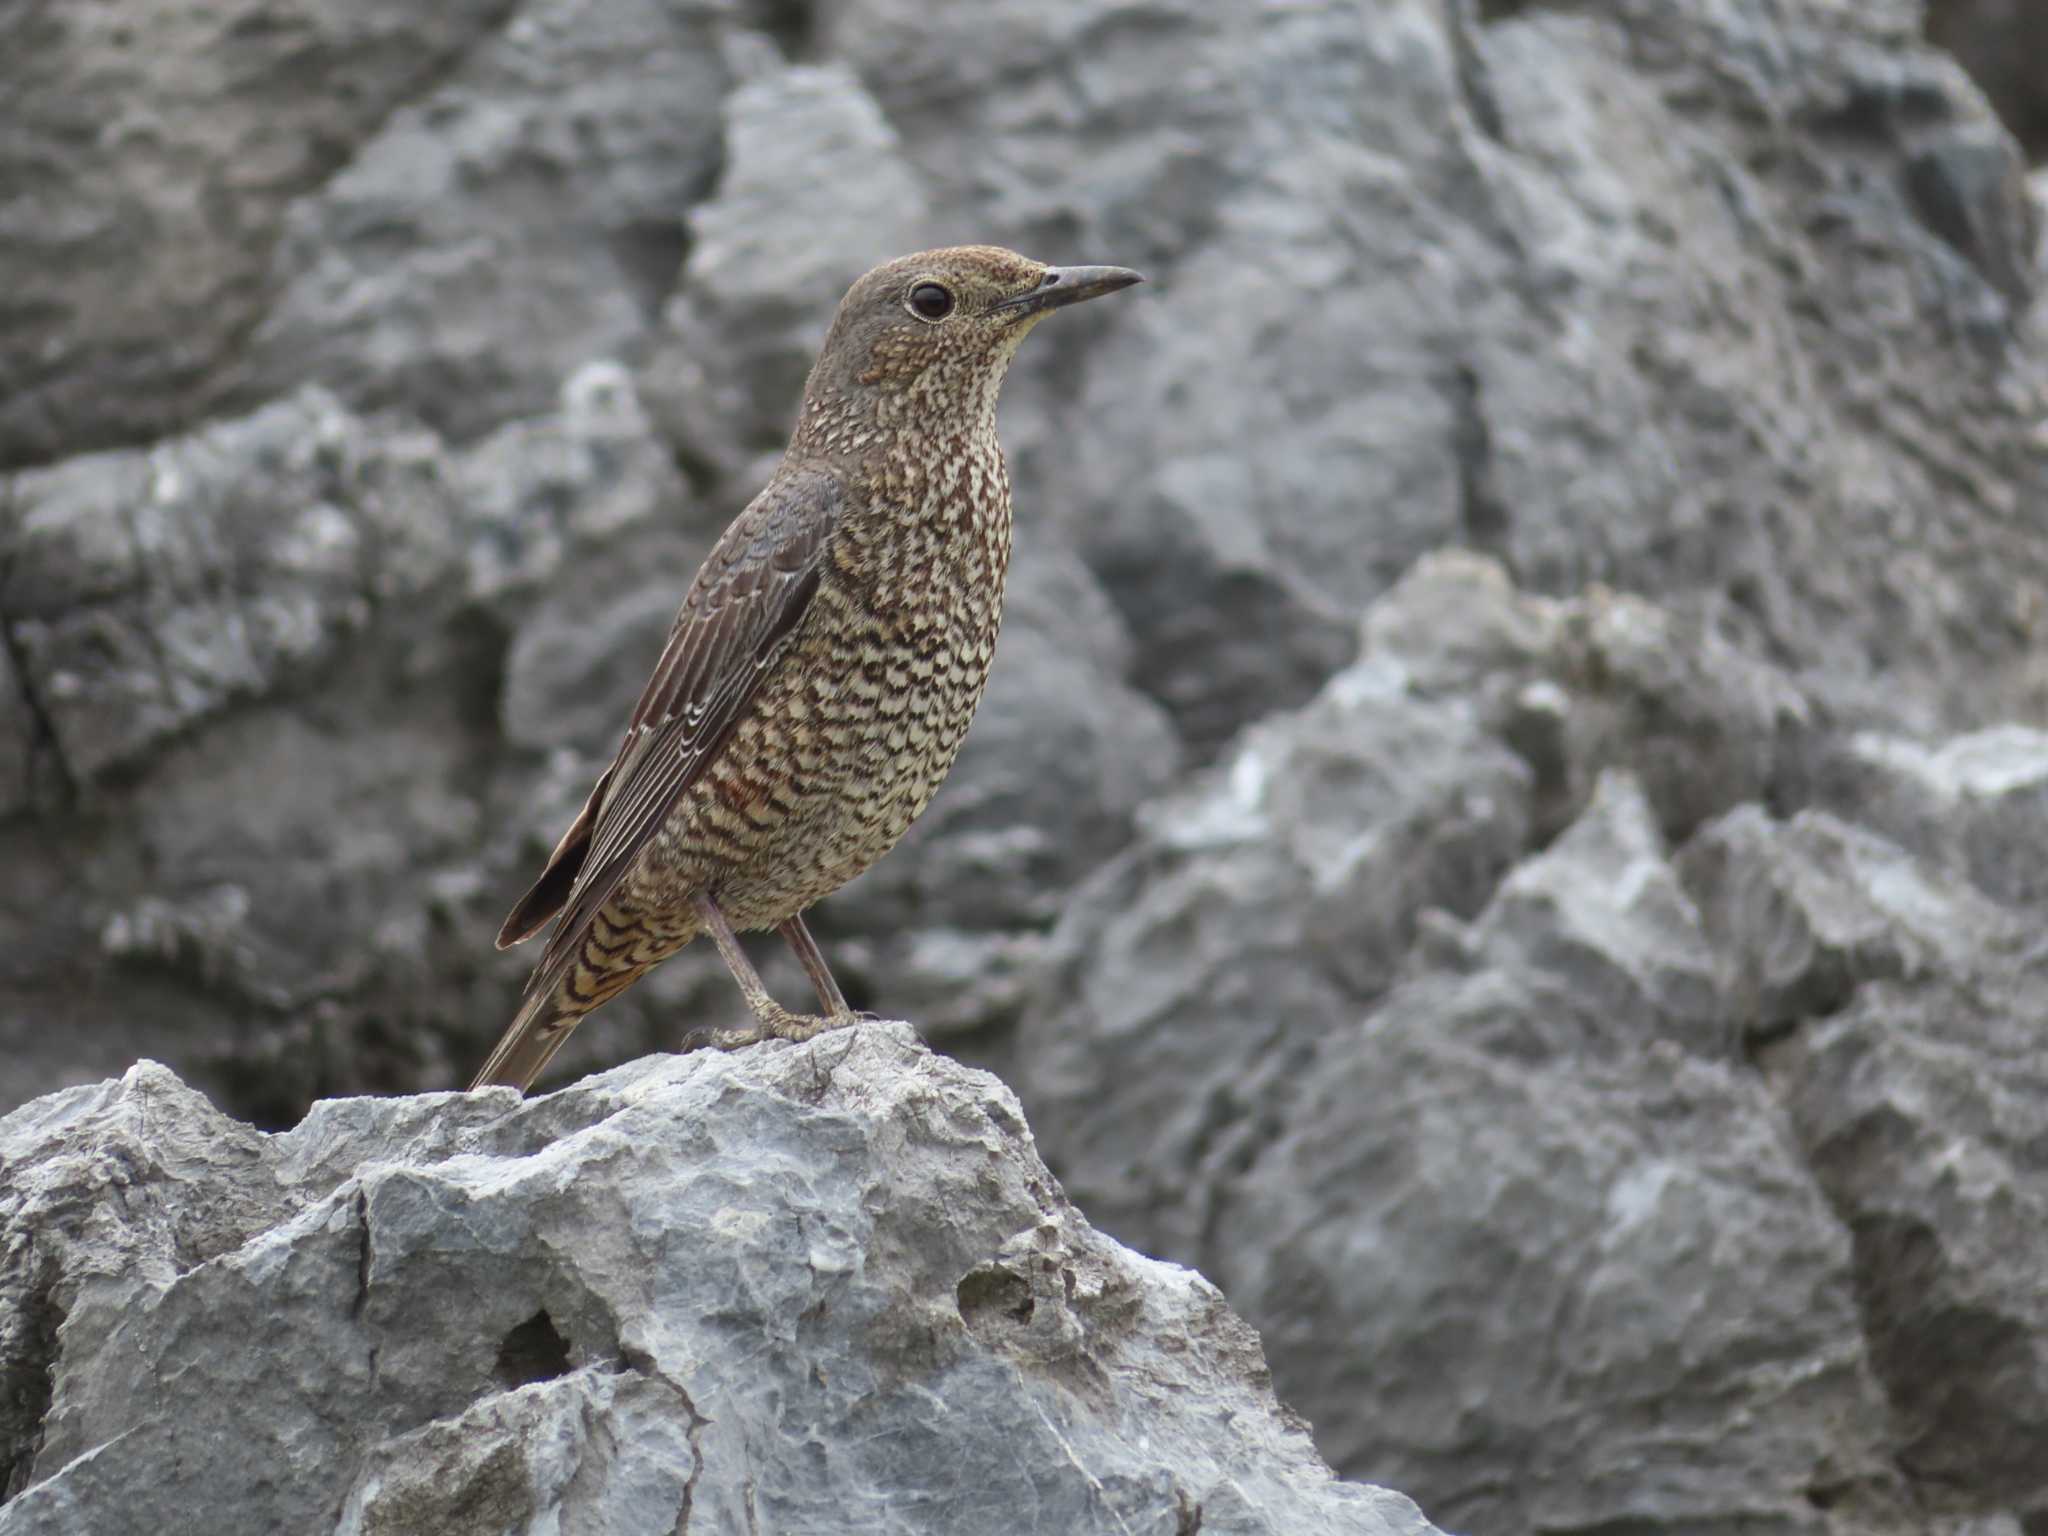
[494,1309,572,1390]
[956,1266,1035,1331]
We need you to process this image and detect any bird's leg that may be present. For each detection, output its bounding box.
[685,892,852,1051]
[777,913,855,1017]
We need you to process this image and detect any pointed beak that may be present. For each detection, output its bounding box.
[991,264,1145,317]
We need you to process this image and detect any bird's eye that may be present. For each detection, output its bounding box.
[906,282,955,321]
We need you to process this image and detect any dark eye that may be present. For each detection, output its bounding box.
[906,282,955,321]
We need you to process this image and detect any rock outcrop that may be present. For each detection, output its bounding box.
[0,1026,1430,1536]
[1007,552,2048,1534]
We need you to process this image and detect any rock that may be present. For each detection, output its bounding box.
[1927,0,2048,160]
[1,388,464,787]
[0,1029,1439,1536]
[1218,988,1898,1536]
[1681,804,2048,1513]
[1363,551,1815,843]
[1006,551,1823,1258]
[229,0,737,443]
[0,640,41,818]
[1819,726,2048,908]
[640,61,933,489]
[1677,805,2029,1035]
[460,360,705,607]
[1011,543,2048,1532]
[1012,630,1536,1256]
[1777,980,2048,1510]
[1469,771,1726,1060]
[1118,766,2048,1535]
[0,373,694,1121]
[0,0,513,465]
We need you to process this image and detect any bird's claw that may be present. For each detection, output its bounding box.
[680,1007,870,1054]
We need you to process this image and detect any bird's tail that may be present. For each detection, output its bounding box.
[469,902,690,1092]
[467,977,595,1093]
[467,946,629,1093]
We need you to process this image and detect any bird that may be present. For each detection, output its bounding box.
[469,245,1144,1091]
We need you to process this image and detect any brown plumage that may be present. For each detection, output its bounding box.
[470,245,1143,1091]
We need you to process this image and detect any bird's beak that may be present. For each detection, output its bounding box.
[990,265,1145,317]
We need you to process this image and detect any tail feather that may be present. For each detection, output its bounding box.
[471,902,685,1092]
[468,978,591,1092]
[471,909,679,1089]
[497,790,605,950]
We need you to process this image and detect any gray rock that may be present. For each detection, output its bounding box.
[0,1030,1439,1536]
[1,388,462,787]
[0,0,512,465]
[1820,726,2048,908]
[1011,545,2048,1532]
[1777,980,2048,1511]
[1680,804,2048,1516]
[1362,552,1815,843]
[1469,770,1727,1060]
[1178,771,2047,1535]
[460,359,704,607]
[0,373,694,1119]
[1927,0,2048,160]
[1013,635,1535,1256]
[0,638,40,818]
[1219,984,1898,1536]
[640,61,934,488]
[480,362,706,759]
[1007,552,1815,1256]
[231,0,736,442]
[1678,805,2030,1035]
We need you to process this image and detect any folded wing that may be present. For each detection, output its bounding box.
[497,465,846,978]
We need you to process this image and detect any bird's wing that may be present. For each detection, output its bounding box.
[499,465,846,979]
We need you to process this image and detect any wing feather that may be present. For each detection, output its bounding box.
[501,465,844,979]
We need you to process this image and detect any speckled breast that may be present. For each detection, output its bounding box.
[658,448,1015,930]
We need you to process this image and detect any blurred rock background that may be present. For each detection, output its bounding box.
[2,1,2044,1532]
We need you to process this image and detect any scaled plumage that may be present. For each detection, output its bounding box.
[470,246,1142,1091]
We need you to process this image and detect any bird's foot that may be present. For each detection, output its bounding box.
[681,1005,876,1054]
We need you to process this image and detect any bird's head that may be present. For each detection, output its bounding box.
[795,245,1143,440]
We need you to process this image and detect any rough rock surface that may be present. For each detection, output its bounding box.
[1008,551,2048,1535]
[5,1,2048,1533]
[0,1026,1432,1536]
[0,0,517,466]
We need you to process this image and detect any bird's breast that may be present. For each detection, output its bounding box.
[673,435,1018,923]
[837,432,1014,641]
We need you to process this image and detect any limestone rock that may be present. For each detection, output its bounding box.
[0,1029,1436,1536]
[1012,550,2046,1533]
[1013,628,1536,1257]
[0,0,513,464]
[230,0,736,442]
